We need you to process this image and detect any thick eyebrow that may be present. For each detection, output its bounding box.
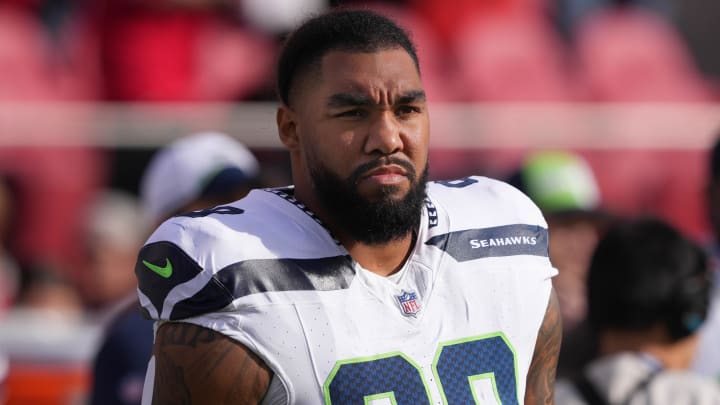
[396,90,426,105]
[326,93,373,108]
[326,90,427,108]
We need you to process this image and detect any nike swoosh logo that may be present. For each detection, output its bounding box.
[143,258,173,278]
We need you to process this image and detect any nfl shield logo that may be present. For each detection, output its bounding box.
[395,290,421,317]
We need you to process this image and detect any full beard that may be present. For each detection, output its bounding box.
[309,157,428,245]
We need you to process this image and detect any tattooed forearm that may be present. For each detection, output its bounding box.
[525,288,562,405]
[151,322,272,405]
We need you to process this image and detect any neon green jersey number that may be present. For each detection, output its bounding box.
[324,333,520,404]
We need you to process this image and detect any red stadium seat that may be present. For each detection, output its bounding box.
[581,149,707,240]
[574,7,712,102]
[0,5,100,101]
[0,6,58,100]
[453,14,578,101]
[409,0,551,48]
[194,20,277,101]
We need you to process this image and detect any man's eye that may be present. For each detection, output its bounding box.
[396,105,421,116]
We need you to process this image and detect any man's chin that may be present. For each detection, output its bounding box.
[356,182,409,201]
[362,190,410,206]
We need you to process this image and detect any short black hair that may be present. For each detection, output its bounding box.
[587,217,710,340]
[276,8,420,106]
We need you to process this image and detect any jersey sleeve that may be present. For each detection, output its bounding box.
[135,218,235,322]
[479,175,550,228]
[477,175,557,277]
[428,176,557,278]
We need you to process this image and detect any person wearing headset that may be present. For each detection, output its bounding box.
[555,217,720,404]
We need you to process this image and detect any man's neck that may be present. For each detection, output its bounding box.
[292,176,420,277]
[342,233,416,277]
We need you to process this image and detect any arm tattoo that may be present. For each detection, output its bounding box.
[158,322,218,347]
[525,288,562,405]
[152,322,272,405]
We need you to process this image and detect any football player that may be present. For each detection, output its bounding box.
[137,9,561,404]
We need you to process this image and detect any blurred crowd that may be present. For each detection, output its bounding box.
[0,0,720,404]
[1,0,719,103]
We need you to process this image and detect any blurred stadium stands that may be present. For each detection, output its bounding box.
[0,0,719,404]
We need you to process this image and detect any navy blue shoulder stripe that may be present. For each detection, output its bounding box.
[425,224,548,261]
[136,241,204,319]
[169,256,355,320]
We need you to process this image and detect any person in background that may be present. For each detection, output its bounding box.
[692,135,720,380]
[79,190,145,320]
[139,131,261,229]
[15,262,84,318]
[555,217,720,404]
[508,150,615,380]
[88,131,261,405]
[508,150,610,332]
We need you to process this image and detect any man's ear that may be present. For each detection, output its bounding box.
[277,105,299,150]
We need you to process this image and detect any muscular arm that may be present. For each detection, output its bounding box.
[524,288,562,405]
[151,322,272,405]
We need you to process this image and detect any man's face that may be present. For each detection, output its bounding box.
[288,48,430,243]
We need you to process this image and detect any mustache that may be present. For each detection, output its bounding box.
[349,157,417,185]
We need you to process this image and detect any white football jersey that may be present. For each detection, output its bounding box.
[137,176,557,405]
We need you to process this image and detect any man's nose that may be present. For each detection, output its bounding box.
[365,111,402,155]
